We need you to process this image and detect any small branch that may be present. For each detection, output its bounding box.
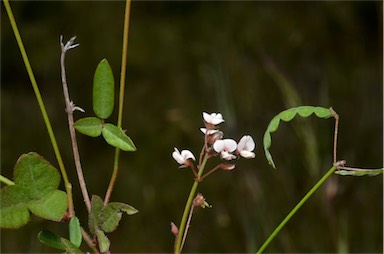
[180,204,195,252]
[104,0,132,205]
[81,227,99,254]
[331,108,339,164]
[0,175,15,185]
[199,165,221,181]
[60,36,91,213]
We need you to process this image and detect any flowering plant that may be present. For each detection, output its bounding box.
[172,112,255,253]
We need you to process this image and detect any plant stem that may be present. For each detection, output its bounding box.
[3,0,74,216]
[175,154,209,254]
[104,0,132,205]
[256,164,338,253]
[0,175,15,186]
[60,37,91,214]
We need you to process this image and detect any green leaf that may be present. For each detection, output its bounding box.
[335,169,384,176]
[74,117,103,137]
[28,190,68,221]
[89,195,104,235]
[69,216,82,248]
[263,106,333,169]
[38,230,84,253]
[0,153,67,229]
[100,202,138,233]
[61,238,84,254]
[102,123,136,151]
[96,229,110,253]
[93,59,115,119]
[38,230,65,251]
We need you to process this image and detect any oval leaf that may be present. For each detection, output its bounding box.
[263,106,333,169]
[93,59,115,119]
[74,117,103,137]
[102,123,136,151]
[38,230,65,251]
[69,216,82,248]
[96,229,110,253]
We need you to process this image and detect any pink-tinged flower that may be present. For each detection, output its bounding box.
[203,112,225,125]
[213,139,237,160]
[237,135,255,158]
[200,128,220,135]
[172,147,196,166]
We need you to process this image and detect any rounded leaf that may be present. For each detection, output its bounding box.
[93,59,115,119]
[102,123,136,151]
[278,108,297,122]
[74,117,102,137]
[28,190,68,222]
[297,106,315,117]
[314,107,332,118]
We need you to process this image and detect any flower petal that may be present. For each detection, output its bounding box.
[223,139,237,152]
[213,140,225,153]
[240,150,255,159]
[181,150,196,161]
[238,135,255,151]
[172,147,185,164]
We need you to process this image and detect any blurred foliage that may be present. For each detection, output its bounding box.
[1,1,382,253]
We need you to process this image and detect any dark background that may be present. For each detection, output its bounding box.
[1,1,383,253]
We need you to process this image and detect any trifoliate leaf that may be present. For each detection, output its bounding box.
[0,153,67,229]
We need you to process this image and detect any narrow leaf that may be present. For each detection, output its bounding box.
[102,123,136,151]
[61,238,84,254]
[74,117,103,137]
[69,216,82,248]
[38,230,65,251]
[93,59,115,119]
[335,169,384,176]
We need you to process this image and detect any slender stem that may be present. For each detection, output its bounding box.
[60,37,91,214]
[175,154,209,254]
[0,175,15,186]
[199,164,221,181]
[104,0,132,205]
[3,0,73,215]
[180,204,195,252]
[257,164,338,253]
[331,108,339,164]
[81,227,99,254]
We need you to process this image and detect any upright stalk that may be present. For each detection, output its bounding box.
[104,0,132,205]
[60,37,91,213]
[3,0,74,216]
[175,154,209,254]
[256,164,338,253]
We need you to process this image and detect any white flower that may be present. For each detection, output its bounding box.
[200,128,220,135]
[237,135,255,158]
[172,147,196,165]
[203,112,224,125]
[213,139,237,160]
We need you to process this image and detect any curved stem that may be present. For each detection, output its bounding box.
[104,0,131,205]
[257,164,338,253]
[175,154,209,254]
[3,0,73,215]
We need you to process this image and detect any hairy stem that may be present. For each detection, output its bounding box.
[175,154,209,254]
[104,0,132,205]
[60,36,91,214]
[3,0,74,216]
[257,164,338,253]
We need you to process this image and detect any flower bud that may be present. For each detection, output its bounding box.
[170,222,179,236]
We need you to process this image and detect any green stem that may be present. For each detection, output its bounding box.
[3,0,74,215]
[0,175,15,186]
[104,0,131,205]
[175,154,209,254]
[257,164,338,253]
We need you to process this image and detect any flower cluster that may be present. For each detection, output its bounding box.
[172,112,255,178]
